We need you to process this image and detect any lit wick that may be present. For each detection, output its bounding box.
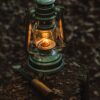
[36,38,56,50]
[41,39,50,47]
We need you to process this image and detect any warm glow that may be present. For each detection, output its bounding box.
[42,31,49,38]
[59,19,64,40]
[41,38,50,47]
[36,38,56,50]
[59,19,65,47]
[28,24,32,50]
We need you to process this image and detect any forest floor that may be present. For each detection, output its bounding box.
[0,0,100,100]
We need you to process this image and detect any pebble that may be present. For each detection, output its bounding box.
[86,28,94,33]
[57,82,63,86]
[66,81,70,85]
[12,89,16,93]
[87,33,94,39]
[81,36,86,43]
[67,69,73,73]
[94,72,100,78]
[83,22,94,27]
[93,90,99,96]
[67,33,74,42]
[94,57,100,66]
[3,44,10,49]
[4,24,10,30]
[72,62,80,68]
[12,64,21,70]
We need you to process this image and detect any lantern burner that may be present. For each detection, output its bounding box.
[36,38,56,50]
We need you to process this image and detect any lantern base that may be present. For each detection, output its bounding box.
[28,54,64,74]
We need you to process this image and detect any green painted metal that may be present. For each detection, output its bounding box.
[28,54,64,74]
[35,16,56,21]
[37,4,54,10]
[34,0,56,29]
[28,61,64,74]
[36,0,55,5]
[31,54,61,63]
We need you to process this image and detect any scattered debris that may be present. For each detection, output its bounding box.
[0,0,100,100]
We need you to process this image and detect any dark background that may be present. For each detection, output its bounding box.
[0,0,100,100]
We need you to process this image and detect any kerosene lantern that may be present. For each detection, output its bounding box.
[27,0,65,73]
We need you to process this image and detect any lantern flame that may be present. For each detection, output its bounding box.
[41,38,50,47]
[36,38,56,50]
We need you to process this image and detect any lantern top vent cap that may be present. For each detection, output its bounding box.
[36,0,55,5]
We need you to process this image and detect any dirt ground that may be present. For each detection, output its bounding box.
[0,0,100,100]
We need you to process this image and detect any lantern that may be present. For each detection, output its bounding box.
[27,0,65,73]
